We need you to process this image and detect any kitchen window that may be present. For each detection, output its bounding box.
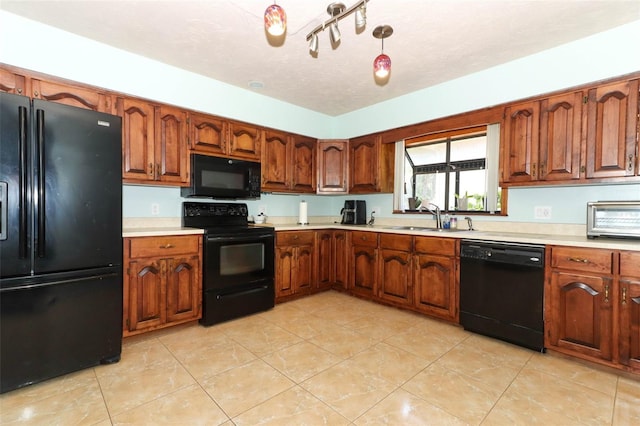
[394,123,502,214]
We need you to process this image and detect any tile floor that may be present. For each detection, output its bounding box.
[1,290,639,425]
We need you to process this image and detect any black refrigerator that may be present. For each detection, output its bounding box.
[0,92,123,394]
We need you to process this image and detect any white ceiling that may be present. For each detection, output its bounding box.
[2,1,639,116]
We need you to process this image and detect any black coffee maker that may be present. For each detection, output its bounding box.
[341,200,367,225]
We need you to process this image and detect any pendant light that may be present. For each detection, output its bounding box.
[264,2,286,36]
[373,25,393,79]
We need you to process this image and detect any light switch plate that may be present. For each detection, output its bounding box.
[534,206,551,219]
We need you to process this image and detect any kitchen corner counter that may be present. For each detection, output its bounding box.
[269,223,640,252]
[122,227,204,238]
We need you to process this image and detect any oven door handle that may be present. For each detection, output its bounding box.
[207,233,274,243]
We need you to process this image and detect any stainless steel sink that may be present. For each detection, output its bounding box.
[385,226,467,232]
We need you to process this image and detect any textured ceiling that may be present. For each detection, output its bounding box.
[2,1,639,116]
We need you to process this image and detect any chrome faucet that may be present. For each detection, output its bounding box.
[464,216,474,231]
[422,203,442,228]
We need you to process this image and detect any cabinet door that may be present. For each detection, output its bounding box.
[127,259,166,332]
[349,135,379,193]
[291,135,316,193]
[262,130,291,191]
[228,121,261,160]
[539,92,583,181]
[119,97,156,181]
[0,68,28,96]
[316,231,334,289]
[189,112,227,155]
[586,79,639,178]
[350,245,377,297]
[413,254,457,322]
[166,255,201,323]
[275,246,295,298]
[155,105,188,184]
[378,248,412,305]
[548,271,613,361]
[317,139,348,193]
[619,251,640,371]
[333,231,349,290]
[31,78,112,113]
[502,101,540,183]
[295,244,314,293]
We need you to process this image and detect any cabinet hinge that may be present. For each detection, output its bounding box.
[125,319,130,327]
[583,95,588,104]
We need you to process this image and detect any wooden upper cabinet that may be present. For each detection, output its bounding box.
[0,68,28,96]
[262,131,316,193]
[502,100,540,183]
[539,91,583,181]
[349,134,394,193]
[188,113,260,161]
[262,130,291,192]
[228,121,261,161]
[119,98,188,185]
[291,135,316,193]
[586,79,639,179]
[30,78,112,113]
[119,97,155,182]
[317,139,349,194]
[189,112,227,155]
[155,104,188,184]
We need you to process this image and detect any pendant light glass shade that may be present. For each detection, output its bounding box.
[373,53,391,78]
[264,3,286,36]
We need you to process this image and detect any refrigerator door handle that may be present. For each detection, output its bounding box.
[36,108,45,258]
[18,105,28,257]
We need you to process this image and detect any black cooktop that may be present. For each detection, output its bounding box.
[182,202,273,235]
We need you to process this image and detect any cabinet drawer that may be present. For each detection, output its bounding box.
[551,246,613,274]
[379,233,412,251]
[351,231,378,247]
[414,236,456,256]
[620,251,640,277]
[277,231,315,246]
[127,235,200,258]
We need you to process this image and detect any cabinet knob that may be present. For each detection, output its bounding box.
[17,88,22,94]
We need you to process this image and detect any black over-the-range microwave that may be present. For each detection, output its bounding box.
[181,154,261,199]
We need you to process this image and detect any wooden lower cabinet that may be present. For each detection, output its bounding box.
[123,235,202,337]
[275,231,315,301]
[317,230,349,290]
[413,237,458,322]
[378,234,413,305]
[546,245,640,374]
[349,231,379,297]
[619,251,640,371]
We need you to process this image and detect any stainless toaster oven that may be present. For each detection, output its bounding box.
[587,201,640,239]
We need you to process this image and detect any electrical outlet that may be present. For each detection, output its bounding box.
[151,203,160,216]
[258,205,267,215]
[534,206,551,219]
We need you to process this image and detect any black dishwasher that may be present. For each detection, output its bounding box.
[460,240,545,352]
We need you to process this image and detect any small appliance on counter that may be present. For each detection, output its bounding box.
[341,200,367,225]
[587,201,640,239]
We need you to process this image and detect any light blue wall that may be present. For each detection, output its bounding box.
[2,11,640,224]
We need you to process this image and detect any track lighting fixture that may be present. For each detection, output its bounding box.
[373,25,393,79]
[264,2,286,36]
[309,33,319,54]
[354,3,366,30]
[306,0,369,54]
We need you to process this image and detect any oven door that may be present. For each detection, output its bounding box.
[204,231,275,291]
